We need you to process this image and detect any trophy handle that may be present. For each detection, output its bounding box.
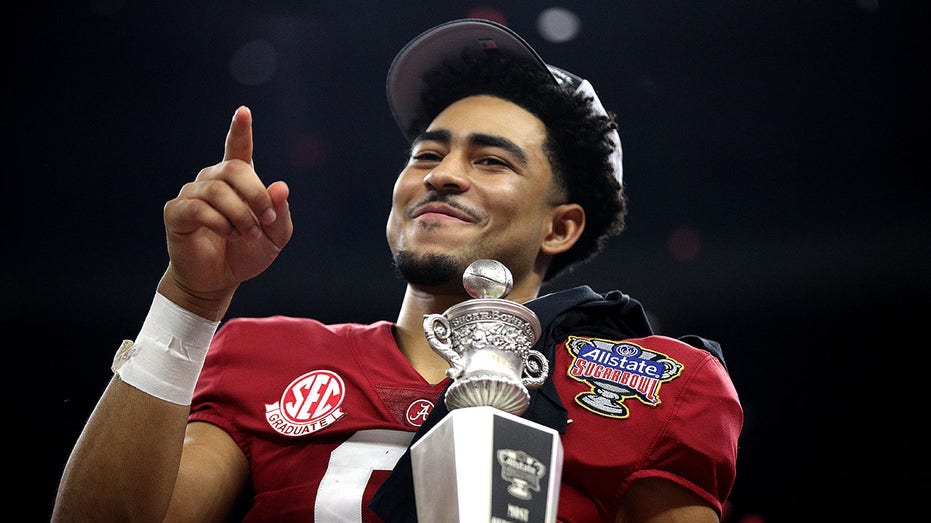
[521,350,549,389]
[423,314,464,379]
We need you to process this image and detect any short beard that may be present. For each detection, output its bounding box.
[392,250,461,287]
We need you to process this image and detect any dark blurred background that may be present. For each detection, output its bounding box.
[8,1,927,521]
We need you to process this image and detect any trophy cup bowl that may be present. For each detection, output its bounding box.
[423,260,548,416]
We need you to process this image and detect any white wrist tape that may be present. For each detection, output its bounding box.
[112,293,220,406]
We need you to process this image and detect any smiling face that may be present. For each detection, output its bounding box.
[386,95,583,294]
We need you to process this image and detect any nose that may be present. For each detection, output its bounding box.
[423,155,470,192]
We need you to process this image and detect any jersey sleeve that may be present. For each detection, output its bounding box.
[629,348,743,512]
[188,319,251,451]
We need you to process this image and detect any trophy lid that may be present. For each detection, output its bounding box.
[443,260,541,343]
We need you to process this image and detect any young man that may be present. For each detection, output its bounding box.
[52,19,742,523]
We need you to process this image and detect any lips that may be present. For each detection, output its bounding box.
[410,201,476,222]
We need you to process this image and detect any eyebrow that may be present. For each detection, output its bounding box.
[413,129,529,167]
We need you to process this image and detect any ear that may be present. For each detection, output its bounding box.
[541,203,585,255]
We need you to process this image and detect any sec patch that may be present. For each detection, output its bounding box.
[265,369,348,437]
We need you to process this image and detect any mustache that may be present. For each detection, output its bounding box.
[407,193,485,222]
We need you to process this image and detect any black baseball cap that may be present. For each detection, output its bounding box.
[386,18,623,186]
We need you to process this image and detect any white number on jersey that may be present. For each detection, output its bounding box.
[315,429,414,522]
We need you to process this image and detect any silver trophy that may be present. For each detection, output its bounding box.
[423,259,549,416]
[414,260,562,522]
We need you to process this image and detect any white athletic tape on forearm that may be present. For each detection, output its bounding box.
[111,293,220,406]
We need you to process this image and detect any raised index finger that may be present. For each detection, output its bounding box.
[223,105,254,164]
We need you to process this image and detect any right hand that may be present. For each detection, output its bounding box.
[159,106,293,320]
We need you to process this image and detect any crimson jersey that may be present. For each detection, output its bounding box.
[190,290,742,522]
[190,319,446,522]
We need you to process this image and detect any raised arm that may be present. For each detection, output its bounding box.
[51,106,292,522]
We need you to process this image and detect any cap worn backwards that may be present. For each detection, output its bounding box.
[386,18,623,186]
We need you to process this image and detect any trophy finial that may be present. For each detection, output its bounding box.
[463,259,513,299]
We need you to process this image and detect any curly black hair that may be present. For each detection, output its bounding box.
[409,49,627,282]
